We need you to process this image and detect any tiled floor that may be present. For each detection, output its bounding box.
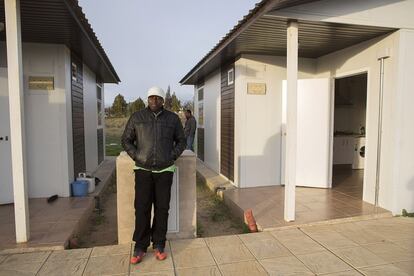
[0,217,412,275]
[222,166,390,230]
[0,159,115,253]
[0,197,94,252]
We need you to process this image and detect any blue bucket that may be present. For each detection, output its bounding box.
[71,180,89,197]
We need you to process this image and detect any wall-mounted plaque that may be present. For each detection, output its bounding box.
[29,76,54,90]
[247,82,266,95]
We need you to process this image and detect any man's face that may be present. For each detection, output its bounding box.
[185,111,191,119]
[148,95,164,112]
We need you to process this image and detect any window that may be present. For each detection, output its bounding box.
[97,84,103,127]
[71,62,78,82]
[198,102,204,126]
[227,68,234,85]
[197,88,204,127]
[198,88,204,101]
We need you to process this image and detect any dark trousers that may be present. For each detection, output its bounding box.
[133,169,173,251]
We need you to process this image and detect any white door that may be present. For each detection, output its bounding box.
[0,68,14,204]
[282,79,332,188]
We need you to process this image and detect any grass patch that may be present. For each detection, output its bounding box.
[402,209,414,217]
[196,172,247,237]
[105,117,128,156]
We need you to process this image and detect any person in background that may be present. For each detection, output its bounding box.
[184,109,196,151]
[121,86,186,265]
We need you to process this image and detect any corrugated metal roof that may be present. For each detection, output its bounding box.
[180,0,395,85]
[0,0,120,83]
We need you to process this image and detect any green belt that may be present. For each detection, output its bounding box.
[134,164,176,173]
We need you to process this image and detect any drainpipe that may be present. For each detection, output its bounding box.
[375,50,390,207]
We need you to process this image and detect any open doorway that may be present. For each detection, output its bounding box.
[332,73,368,199]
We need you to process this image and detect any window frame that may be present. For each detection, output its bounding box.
[227,68,234,85]
[96,83,103,129]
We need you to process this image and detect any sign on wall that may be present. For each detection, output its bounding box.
[28,76,54,90]
[247,82,266,95]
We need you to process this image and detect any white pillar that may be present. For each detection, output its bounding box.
[284,20,298,222]
[5,0,30,242]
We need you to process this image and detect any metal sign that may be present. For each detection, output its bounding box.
[247,82,266,95]
[29,76,54,90]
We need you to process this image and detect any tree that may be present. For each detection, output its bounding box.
[164,85,173,110]
[112,93,128,117]
[128,97,145,115]
[171,92,181,112]
[182,100,194,113]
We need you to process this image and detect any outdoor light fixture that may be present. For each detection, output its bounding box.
[0,22,4,32]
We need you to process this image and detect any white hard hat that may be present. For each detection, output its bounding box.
[147,86,165,100]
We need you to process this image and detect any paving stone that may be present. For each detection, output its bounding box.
[275,235,326,255]
[2,251,50,265]
[37,258,88,276]
[0,261,43,276]
[306,230,359,249]
[91,244,131,257]
[170,238,207,251]
[363,242,414,262]
[270,228,306,240]
[175,266,221,276]
[259,256,314,276]
[172,246,216,268]
[209,243,255,265]
[360,264,410,276]
[205,235,241,248]
[393,261,414,275]
[333,246,388,268]
[0,256,6,264]
[238,232,276,243]
[322,271,363,276]
[83,254,129,276]
[130,251,174,273]
[133,271,174,276]
[219,260,267,276]
[296,251,353,275]
[339,228,387,244]
[48,248,92,260]
[242,238,292,260]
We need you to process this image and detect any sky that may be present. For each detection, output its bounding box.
[77,0,259,106]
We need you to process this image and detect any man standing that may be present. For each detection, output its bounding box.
[121,86,186,264]
[184,110,196,151]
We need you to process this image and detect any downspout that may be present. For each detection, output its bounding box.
[375,50,390,207]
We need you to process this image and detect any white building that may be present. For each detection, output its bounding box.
[0,0,119,242]
[181,0,414,219]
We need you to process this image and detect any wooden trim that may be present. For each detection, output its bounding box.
[71,53,86,178]
[197,128,204,161]
[220,62,235,181]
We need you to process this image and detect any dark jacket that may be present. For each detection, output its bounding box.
[184,116,197,138]
[121,107,186,170]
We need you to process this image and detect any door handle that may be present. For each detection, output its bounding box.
[0,136,8,141]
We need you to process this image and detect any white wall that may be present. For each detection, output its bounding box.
[83,64,99,173]
[22,43,72,197]
[235,55,316,188]
[392,29,414,214]
[316,32,401,212]
[202,69,221,173]
[270,0,414,29]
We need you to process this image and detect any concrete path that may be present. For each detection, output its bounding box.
[0,217,412,275]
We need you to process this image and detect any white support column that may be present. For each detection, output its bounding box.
[284,20,298,222]
[5,0,30,242]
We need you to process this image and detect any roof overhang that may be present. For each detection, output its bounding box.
[180,0,395,85]
[0,0,120,83]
